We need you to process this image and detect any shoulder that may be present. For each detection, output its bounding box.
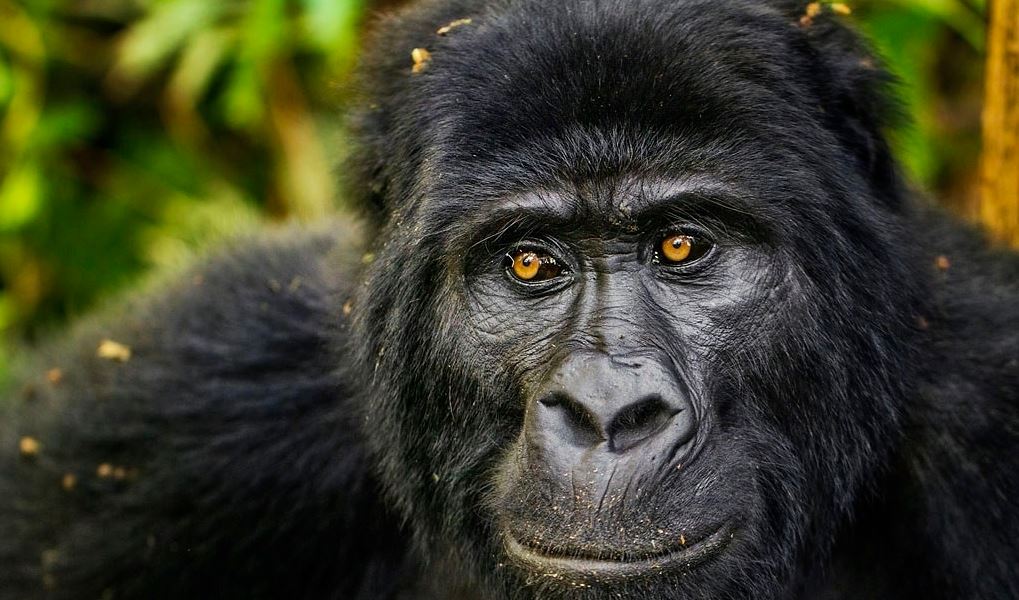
[141,219,365,358]
[2,216,370,470]
[13,219,365,411]
[0,219,384,599]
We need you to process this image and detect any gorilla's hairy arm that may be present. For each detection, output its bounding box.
[821,208,1019,600]
[0,224,409,600]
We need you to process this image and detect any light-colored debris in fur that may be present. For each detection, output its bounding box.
[41,549,59,589]
[411,48,432,73]
[97,463,138,481]
[799,2,821,26]
[800,2,852,27]
[46,368,63,384]
[97,339,132,362]
[437,18,472,36]
[19,436,41,457]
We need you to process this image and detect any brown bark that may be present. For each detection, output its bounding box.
[980,0,1019,247]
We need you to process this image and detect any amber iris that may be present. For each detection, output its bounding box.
[510,251,542,281]
[508,249,565,282]
[661,235,694,263]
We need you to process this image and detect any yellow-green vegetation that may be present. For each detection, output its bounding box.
[854,0,986,206]
[0,0,988,389]
[0,0,367,388]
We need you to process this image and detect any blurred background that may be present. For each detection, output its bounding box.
[0,0,991,385]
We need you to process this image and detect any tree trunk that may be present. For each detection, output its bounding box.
[980,0,1019,247]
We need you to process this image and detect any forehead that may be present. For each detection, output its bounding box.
[472,175,760,226]
[407,0,816,199]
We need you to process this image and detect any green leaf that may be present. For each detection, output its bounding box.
[885,0,985,50]
[220,60,265,130]
[0,162,42,231]
[0,54,12,109]
[0,294,14,331]
[238,0,287,64]
[116,128,207,195]
[111,0,221,84]
[28,102,102,151]
[301,0,365,54]
[860,8,946,184]
[168,27,236,107]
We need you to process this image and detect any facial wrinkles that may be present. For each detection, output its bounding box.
[573,245,647,355]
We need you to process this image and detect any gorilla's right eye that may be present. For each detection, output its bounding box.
[504,249,564,283]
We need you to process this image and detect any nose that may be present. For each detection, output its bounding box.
[528,352,696,457]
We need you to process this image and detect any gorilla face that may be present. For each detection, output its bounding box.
[354,1,923,597]
[469,178,778,583]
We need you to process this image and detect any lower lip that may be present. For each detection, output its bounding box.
[503,523,735,581]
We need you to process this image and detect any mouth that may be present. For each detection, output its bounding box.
[503,523,735,581]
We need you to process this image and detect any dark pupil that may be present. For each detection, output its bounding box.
[522,255,536,267]
[672,238,685,249]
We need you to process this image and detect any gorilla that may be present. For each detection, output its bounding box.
[2,0,1018,598]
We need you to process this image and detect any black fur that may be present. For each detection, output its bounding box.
[3,1,1018,599]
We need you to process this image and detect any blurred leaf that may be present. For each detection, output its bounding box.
[266,62,336,219]
[301,0,364,56]
[0,54,12,109]
[116,129,207,196]
[859,8,942,184]
[220,60,265,130]
[2,67,43,149]
[109,0,220,88]
[0,0,46,65]
[0,161,42,231]
[143,187,261,271]
[0,293,15,331]
[167,27,236,108]
[217,0,292,131]
[884,0,985,49]
[238,0,287,64]
[28,102,101,151]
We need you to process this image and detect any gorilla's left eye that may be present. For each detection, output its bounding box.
[655,233,713,266]
[504,249,565,283]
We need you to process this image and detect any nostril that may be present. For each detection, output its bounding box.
[607,395,679,453]
[539,392,605,448]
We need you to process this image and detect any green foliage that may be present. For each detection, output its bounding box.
[853,0,985,187]
[0,0,987,388]
[0,0,367,386]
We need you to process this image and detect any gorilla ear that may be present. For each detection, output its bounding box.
[779,1,907,208]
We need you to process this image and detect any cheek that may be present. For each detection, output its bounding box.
[644,251,788,351]
[464,279,577,354]
[424,292,554,402]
